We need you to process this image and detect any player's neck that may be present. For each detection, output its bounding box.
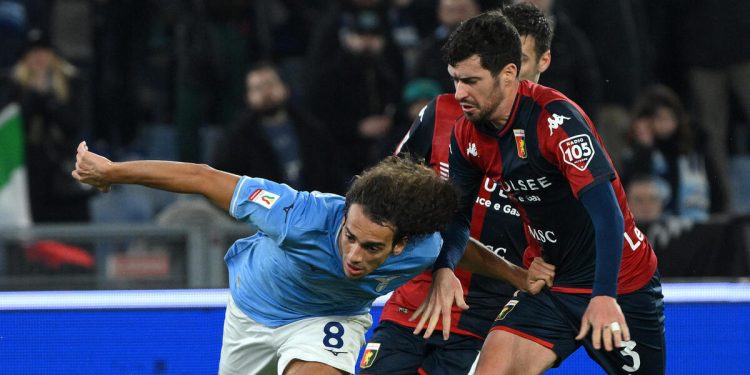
[490,81,519,129]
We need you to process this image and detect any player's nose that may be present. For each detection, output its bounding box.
[454,82,469,101]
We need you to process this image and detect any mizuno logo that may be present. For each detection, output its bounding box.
[325,349,347,356]
[547,113,571,135]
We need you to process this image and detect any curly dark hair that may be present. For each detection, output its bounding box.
[345,156,458,244]
[441,10,521,76]
[503,2,553,59]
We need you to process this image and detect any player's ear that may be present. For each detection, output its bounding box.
[538,50,551,74]
[392,237,407,256]
[501,63,518,83]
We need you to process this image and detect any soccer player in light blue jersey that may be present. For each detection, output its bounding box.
[71,141,459,375]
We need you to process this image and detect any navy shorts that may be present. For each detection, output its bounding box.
[491,271,666,374]
[357,320,483,375]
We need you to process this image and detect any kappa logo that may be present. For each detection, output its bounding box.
[248,189,280,209]
[467,143,478,157]
[360,342,381,369]
[374,275,400,292]
[547,113,571,135]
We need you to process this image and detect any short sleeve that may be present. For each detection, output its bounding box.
[229,177,300,241]
[394,98,437,157]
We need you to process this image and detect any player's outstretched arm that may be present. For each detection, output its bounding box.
[71,141,240,211]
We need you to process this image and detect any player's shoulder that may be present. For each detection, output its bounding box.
[286,190,346,231]
[520,80,569,107]
[406,232,443,259]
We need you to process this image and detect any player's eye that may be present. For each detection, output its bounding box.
[365,245,381,253]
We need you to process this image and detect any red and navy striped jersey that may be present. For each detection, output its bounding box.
[449,80,657,294]
[380,94,527,339]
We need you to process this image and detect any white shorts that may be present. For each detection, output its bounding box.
[219,296,372,375]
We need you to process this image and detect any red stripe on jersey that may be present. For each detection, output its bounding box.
[418,368,429,375]
[430,95,463,177]
[550,286,592,294]
[490,326,555,349]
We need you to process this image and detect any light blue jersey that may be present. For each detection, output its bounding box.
[226,176,443,327]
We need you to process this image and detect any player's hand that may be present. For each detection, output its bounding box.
[409,267,468,340]
[575,295,630,351]
[71,141,112,193]
[526,257,555,295]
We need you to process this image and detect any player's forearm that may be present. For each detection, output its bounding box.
[580,182,624,297]
[458,238,527,291]
[105,160,239,210]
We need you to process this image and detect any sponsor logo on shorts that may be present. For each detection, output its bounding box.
[325,349,347,356]
[360,342,380,369]
[248,189,280,209]
[496,299,518,321]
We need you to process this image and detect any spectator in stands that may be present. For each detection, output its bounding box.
[172,0,260,163]
[412,0,480,92]
[307,7,403,178]
[0,28,90,222]
[621,84,726,221]
[379,78,444,160]
[626,174,669,229]
[211,63,345,194]
[681,0,750,211]
[625,174,695,258]
[400,78,443,127]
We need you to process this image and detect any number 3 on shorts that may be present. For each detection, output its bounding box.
[323,321,345,349]
[620,340,641,372]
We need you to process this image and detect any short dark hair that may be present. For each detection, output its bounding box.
[345,156,458,244]
[632,84,693,153]
[441,11,521,76]
[503,2,553,59]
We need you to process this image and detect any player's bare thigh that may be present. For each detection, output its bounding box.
[474,330,556,375]
[283,359,347,375]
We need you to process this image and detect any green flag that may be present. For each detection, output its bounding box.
[0,103,31,227]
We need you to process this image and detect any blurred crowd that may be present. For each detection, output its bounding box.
[1,0,750,266]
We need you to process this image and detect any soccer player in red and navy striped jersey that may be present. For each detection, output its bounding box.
[360,4,559,374]
[431,10,665,375]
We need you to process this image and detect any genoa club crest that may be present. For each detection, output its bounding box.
[360,342,380,369]
[513,129,527,159]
